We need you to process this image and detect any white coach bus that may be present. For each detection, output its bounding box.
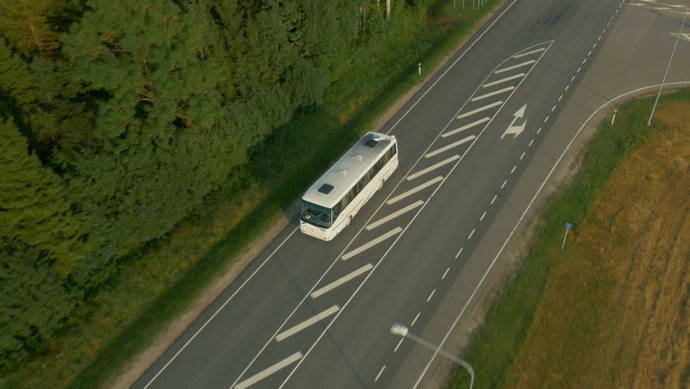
[300,132,398,241]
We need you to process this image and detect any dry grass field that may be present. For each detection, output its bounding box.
[506,101,690,388]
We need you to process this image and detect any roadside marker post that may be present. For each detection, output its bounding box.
[561,222,574,250]
[418,62,422,75]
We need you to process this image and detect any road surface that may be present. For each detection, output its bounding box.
[135,0,690,387]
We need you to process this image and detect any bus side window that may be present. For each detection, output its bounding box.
[333,203,342,219]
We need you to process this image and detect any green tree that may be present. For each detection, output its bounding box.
[0,0,62,57]
[0,240,79,374]
[55,0,243,263]
[0,116,80,264]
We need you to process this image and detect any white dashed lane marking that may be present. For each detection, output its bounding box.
[374,365,386,382]
[426,289,436,302]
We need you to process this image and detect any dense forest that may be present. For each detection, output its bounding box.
[0,0,457,378]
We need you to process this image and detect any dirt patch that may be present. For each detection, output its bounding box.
[506,101,690,387]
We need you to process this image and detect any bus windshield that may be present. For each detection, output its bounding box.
[301,201,332,228]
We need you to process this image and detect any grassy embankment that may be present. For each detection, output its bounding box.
[449,88,690,388]
[1,1,507,387]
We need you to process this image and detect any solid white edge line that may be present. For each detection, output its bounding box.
[443,118,490,138]
[142,227,299,389]
[425,136,476,158]
[341,227,403,260]
[235,352,302,389]
[387,176,443,205]
[310,264,373,298]
[275,305,340,342]
[383,0,521,135]
[274,40,555,389]
[406,155,460,180]
[409,81,690,388]
[366,200,424,230]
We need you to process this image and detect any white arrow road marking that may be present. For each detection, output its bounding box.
[501,104,528,138]
[235,352,303,389]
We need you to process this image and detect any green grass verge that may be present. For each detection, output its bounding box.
[0,1,508,387]
[448,88,690,388]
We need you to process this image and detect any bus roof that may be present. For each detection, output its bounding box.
[302,132,395,208]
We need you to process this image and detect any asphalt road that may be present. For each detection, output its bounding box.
[135,0,690,387]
